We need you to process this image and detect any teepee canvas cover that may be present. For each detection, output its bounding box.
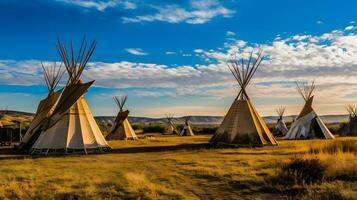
[274,107,288,136]
[284,82,334,140]
[210,52,278,147]
[341,105,357,136]
[163,114,178,135]
[179,116,194,136]
[19,62,64,150]
[30,39,111,154]
[106,95,138,140]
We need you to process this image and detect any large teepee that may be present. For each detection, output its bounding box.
[341,105,357,136]
[274,107,288,136]
[106,95,138,140]
[30,39,111,154]
[19,62,64,150]
[163,113,178,135]
[179,116,194,136]
[210,52,278,147]
[284,82,334,139]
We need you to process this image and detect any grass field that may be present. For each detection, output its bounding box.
[0,134,356,200]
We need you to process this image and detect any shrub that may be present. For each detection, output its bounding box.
[191,126,218,134]
[326,124,341,134]
[285,121,293,129]
[98,123,112,135]
[338,122,348,134]
[176,124,183,132]
[142,124,165,133]
[131,124,142,131]
[282,157,327,184]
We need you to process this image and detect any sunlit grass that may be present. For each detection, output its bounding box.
[0,135,356,199]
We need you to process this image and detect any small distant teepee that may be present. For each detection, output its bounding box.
[106,95,138,140]
[284,81,334,140]
[163,113,178,135]
[210,51,278,147]
[19,62,64,149]
[30,39,111,154]
[179,116,194,136]
[341,105,357,136]
[274,107,288,136]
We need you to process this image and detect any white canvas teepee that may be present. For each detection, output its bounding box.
[30,39,111,154]
[163,113,178,135]
[179,116,194,136]
[106,95,138,140]
[210,51,278,147]
[284,82,334,140]
[19,62,64,150]
[274,107,288,136]
[341,105,357,136]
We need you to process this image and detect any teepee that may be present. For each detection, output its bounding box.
[163,113,178,135]
[179,116,194,136]
[106,95,138,140]
[284,82,334,139]
[30,39,111,154]
[341,105,357,136]
[274,107,288,136]
[210,52,278,147]
[19,62,64,150]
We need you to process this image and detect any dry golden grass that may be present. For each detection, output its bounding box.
[0,134,355,199]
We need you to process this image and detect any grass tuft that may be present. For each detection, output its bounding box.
[281,157,326,184]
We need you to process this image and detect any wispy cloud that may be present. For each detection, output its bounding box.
[125,48,148,56]
[165,51,176,55]
[345,25,356,31]
[226,31,235,36]
[122,0,234,24]
[316,20,324,24]
[56,0,136,11]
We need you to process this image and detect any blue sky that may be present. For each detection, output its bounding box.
[0,0,357,117]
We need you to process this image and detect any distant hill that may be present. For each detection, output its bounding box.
[0,110,33,127]
[96,114,349,125]
[96,115,224,125]
[0,110,34,117]
[1,110,349,125]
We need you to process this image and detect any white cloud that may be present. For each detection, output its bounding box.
[316,20,323,24]
[122,0,234,24]
[121,1,136,9]
[193,27,357,112]
[0,60,43,85]
[190,0,219,10]
[194,49,204,53]
[226,31,235,36]
[165,51,176,55]
[56,0,136,11]
[125,48,148,56]
[345,25,356,31]
[2,26,357,115]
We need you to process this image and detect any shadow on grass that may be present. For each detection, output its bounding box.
[0,143,210,160]
[108,143,210,154]
[0,143,283,160]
